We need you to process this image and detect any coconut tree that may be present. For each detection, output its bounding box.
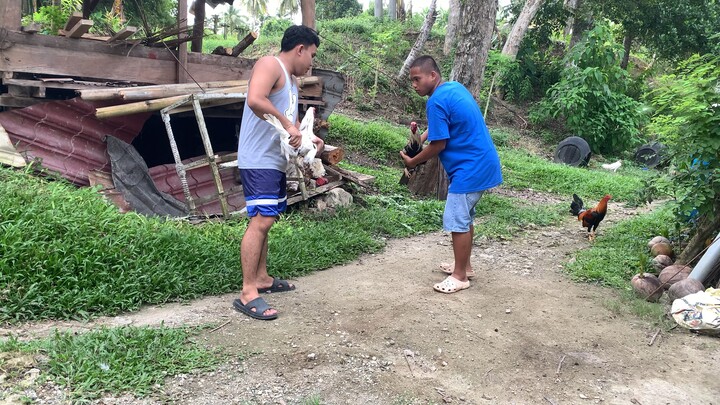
[241,0,268,29]
[223,5,247,38]
[278,0,299,18]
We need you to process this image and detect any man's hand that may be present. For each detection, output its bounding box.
[287,125,302,148]
[311,135,325,154]
[399,150,416,169]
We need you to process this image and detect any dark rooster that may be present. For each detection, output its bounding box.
[570,194,612,241]
[403,121,422,158]
[400,122,422,185]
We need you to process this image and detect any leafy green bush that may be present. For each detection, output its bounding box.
[646,54,720,218]
[530,21,648,155]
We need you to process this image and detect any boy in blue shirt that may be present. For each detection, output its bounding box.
[400,55,502,294]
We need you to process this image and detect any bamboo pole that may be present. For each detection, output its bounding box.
[79,77,319,101]
[95,85,247,119]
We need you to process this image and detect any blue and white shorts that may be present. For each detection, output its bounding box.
[443,191,485,233]
[239,169,287,217]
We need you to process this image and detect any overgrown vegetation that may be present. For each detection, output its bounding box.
[0,325,219,401]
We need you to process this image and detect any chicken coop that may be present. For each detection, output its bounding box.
[0,1,363,219]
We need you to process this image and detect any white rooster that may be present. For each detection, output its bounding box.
[601,160,622,172]
[264,107,318,165]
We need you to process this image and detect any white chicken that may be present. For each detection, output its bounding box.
[264,107,318,165]
[601,160,622,172]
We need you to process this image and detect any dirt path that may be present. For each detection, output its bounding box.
[4,201,720,405]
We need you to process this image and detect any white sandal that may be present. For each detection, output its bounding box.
[433,276,470,294]
[439,262,476,279]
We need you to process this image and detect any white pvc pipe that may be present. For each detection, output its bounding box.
[689,232,720,283]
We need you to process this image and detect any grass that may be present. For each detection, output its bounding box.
[0,325,220,401]
[564,205,675,289]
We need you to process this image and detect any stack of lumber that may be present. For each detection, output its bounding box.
[78,76,323,119]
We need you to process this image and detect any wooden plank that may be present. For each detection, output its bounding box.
[0,31,255,85]
[177,0,189,83]
[0,94,43,108]
[0,1,22,31]
[63,12,84,31]
[107,26,137,42]
[3,78,108,91]
[67,19,94,38]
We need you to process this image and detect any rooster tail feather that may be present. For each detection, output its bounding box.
[570,194,584,216]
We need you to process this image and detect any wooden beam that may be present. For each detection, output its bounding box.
[0,0,22,31]
[191,0,205,52]
[0,94,43,108]
[107,26,137,42]
[177,0,189,83]
[0,30,255,85]
[63,12,84,31]
[231,32,258,56]
[66,19,94,38]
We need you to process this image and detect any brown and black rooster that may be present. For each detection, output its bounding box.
[399,121,422,185]
[570,194,612,241]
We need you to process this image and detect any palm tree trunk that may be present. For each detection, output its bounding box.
[191,0,205,52]
[375,0,383,19]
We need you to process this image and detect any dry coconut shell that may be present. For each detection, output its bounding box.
[667,278,704,301]
[659,264,693,289]
[652,254,674,271]
[631,273,664,302]
[650,242,674,258]
[647,235,671,250]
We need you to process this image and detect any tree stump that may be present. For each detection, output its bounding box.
[406,156,448,200]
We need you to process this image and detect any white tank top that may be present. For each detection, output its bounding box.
[237,57,298,171]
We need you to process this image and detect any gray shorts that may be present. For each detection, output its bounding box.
[442,191,485,233]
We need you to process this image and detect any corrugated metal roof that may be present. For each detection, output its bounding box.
[148,160,246,216]
[0,98,150,185]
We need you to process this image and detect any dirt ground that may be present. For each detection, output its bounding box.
[3,197,720,405]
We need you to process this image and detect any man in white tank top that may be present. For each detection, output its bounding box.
[234,25,322,320]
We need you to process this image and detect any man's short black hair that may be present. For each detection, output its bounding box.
[281,25,320,52]
[410,55,441,74]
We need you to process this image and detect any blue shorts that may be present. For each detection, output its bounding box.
[443,191,484,233]
[239,169,287,217]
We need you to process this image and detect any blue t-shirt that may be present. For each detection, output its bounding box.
[426,81,503,193]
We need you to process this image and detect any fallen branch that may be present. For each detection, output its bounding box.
[648,328,661,346]
[209,320,231,333]
[556,354,566,375]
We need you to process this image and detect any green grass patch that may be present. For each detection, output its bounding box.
[0,325,219,401]
[326,114,408,166]
[474,194,566,239]
[564,206,675,289]
[499,147,650,202]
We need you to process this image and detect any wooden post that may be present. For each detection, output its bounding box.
[191,0,205,53]
[301,0,316,30]
[0,0,22,31]
[300,0,316,76]
[177,0,189,83]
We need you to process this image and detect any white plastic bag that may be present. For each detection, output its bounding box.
[670,287,720,334]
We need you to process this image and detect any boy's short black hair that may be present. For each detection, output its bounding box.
[410,55,441,74]
[281,25,320,52]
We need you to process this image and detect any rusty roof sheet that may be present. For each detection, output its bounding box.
[0,98,150,186]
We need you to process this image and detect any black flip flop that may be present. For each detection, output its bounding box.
[233,297,278,320]
[257,278,296,294]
